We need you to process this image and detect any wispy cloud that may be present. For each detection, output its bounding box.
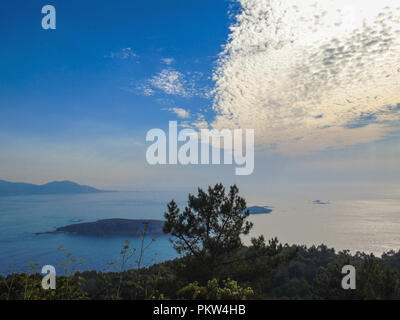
[192,113,209,130]
[137,68,201,98]
[207,0,400,154]
[165,107,191,119]
[161,57,175,65]
[105,47,138,60]
[149,69,191,96]
[135,84,155,96]
[155,97,175,106]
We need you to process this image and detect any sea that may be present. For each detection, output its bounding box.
[1,189,400,275]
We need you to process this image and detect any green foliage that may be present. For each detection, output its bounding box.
[312,253,400,300]
[163,184,253,279]
[176,278,254,300]
[176,282,208,300]
[206,278,254,300]
[0,272,87,300]
[3,243,400,300]
[163,183,291,285]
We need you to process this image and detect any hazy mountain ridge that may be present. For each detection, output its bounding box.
[0,179,105,196]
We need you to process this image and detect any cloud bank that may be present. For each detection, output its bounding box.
[210,0,400,154]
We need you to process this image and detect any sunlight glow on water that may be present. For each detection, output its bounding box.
[246,197,400,255]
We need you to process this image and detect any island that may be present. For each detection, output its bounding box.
[0,179,108,196]
[37,218,165,237]
[312,200,331,205]
[247,206,273,215]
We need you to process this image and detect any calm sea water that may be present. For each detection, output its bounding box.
[1,190,400,275]
[246,192,400,255]
[0,191,186,275]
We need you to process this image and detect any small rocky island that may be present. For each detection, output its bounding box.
[37,218,165,237]
[312,200,331,205]
[37,206,272,237]
[247,206,273,214]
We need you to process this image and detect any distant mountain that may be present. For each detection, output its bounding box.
[37,218,165,237]
[247,206,273,215]
[0,179,106,196]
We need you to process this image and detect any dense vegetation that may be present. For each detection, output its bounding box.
[1,184,400,300]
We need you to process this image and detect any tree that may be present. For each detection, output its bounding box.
[163,183,253,280]
[312,254,400,300]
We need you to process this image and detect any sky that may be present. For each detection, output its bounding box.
[0,0,399,200]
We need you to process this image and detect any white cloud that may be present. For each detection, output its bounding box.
[136,68,212,98]
[137,68,200,98]
[192,114,209,130]
[136,84,155,96]
[161,58,175,65]
[149,69,191,97]
[166,107,191,119]
[208,0,400,154]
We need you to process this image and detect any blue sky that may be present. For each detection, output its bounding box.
[0,0,229,138]
[0,0,399,200]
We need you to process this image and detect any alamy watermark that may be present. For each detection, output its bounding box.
[341,265,356,290]
[41,5,56,30]
[145,121,254,175]
[41,265,56,290]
